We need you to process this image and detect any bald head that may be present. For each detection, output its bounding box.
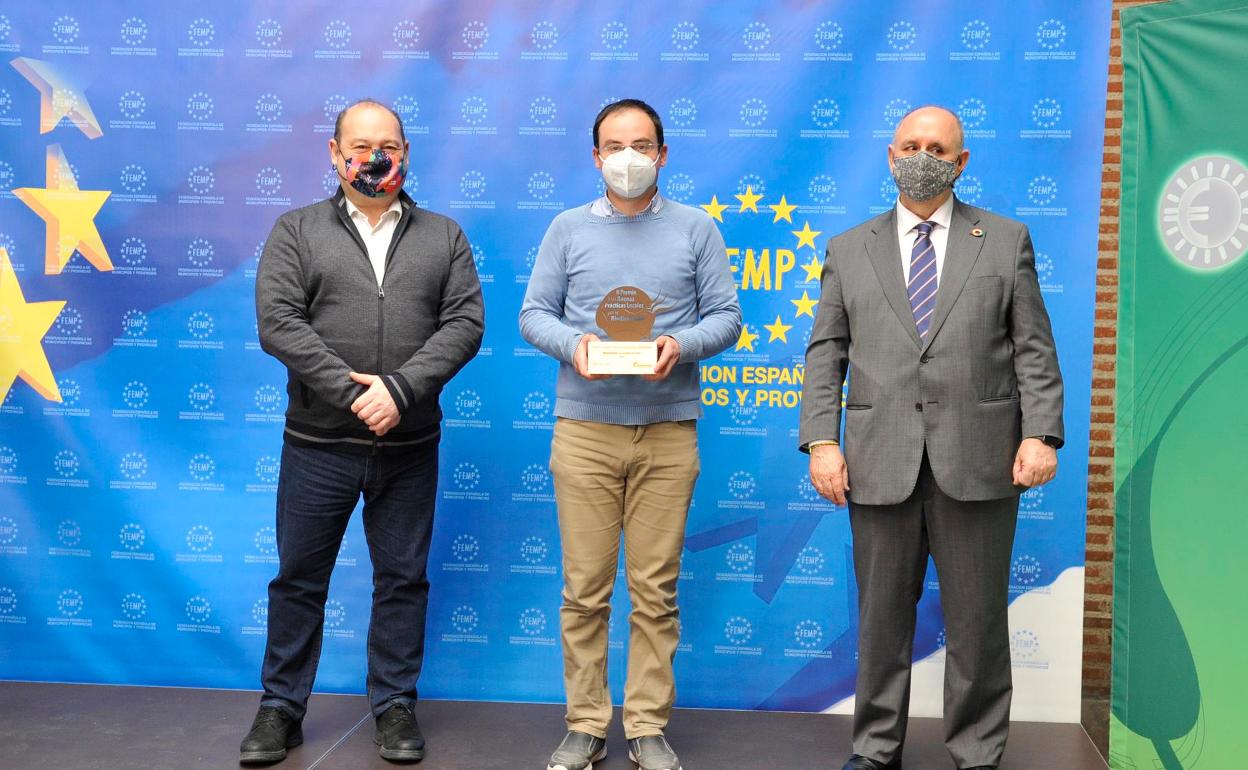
[892,105,964,154]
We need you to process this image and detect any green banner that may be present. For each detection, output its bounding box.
[1114,1,1248,768]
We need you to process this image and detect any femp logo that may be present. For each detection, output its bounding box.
[733,21,778,62]
[794,619,824,649]
[1028,175,1058,207]
[1011,554,1043,591]
[254,384,282,414]
[456,389,482,418]
[527,171,554,200]
[513,463,554,504]
[522,20,566,61]
[180,238,224,277]
[182,164,223,204]
[739,98,768,128]
[805,20,851,62]
[119,592,148,621]
[723,615,754,645]
[120,380,150,410]
[50,14,80,45]
[0,515,20,552]
[956,174,983,206]
[802,97,848,140]
[117,451,150,481]
[725,543,755,575]
[665,172,695,203]
[454,20,497,60]
[51,588,91,628]
[119,164,149,194]
[529,96,556,126]
[187,18,214,48]
[519,607,547,636]
[186,91,214,121]
[666,97,705,138]
[186,524,214,553]
[57,588,84,618]
[593,21,637,61]
[116,90,148,121]
[118,523,146,552]
[522,390,551,422]
[451,533,481,563]
[384,20,429,60]
[1037,19,1067,50]
[661,20,707,62]
[1027,19,1076,61]
[255,18,282,48]
[324,599,352,637]
[451,604,479,634]
[452,170,494,209]
[728,470,758,500]
[453,462,480,491]
[961,20,991,50]
[519,535,549,564]
[0,586,19,622]
[462,20,488,50]
[120,16,148,47]
[1032,98,1062,129]
[886,21,912,51]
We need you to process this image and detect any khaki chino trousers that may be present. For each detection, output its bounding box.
[549,417,699,738]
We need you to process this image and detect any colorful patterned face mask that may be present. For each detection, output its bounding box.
[337,148,407,197]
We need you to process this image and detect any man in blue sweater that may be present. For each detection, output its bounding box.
[520,99,741,770]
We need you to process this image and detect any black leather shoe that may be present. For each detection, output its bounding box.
[239,706,303,764]
[841,755,901,770]
[374,702,425,762]
[964,766,997,769]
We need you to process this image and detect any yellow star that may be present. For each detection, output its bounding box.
[763,315,793,343]
[791,291,818,319]
[10,57,103,139]
[700,195,729,222]
[13,144,112,275]
[735,324,759,352]
[0,248,67,402]
[768,195,797,223]
[735,186,763,213]
[792,221,822,251]
[800,256,823,283]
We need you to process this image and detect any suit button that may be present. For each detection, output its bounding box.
[920,354,930,364]
[914,402,923,412]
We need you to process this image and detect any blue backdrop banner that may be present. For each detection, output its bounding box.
[0,2,1109,720]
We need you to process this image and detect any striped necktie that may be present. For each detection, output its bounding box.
[908,221,938,339]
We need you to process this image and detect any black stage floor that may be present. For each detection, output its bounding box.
[0,681,1107,770]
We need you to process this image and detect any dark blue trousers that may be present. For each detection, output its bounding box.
[260,440,438,719]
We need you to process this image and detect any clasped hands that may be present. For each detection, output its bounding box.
[349,372,399,436]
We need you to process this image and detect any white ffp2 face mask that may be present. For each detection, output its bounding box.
[600,147,658,199]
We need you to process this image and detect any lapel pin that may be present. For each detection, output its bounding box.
[970,227,984,237]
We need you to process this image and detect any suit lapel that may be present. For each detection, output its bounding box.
[865,209,923,349]
[921,199,985,353]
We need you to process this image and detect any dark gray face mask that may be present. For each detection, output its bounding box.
[891,150,960,201]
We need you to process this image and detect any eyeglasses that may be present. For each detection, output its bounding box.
[599,141,659,156]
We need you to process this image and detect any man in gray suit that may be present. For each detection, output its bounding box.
[799,106,1064,770]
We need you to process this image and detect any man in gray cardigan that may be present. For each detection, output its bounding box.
[240,99,483,765]
[800,106,1063,770]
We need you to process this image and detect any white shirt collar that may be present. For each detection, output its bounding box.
[344,196,403,224]
[895,193,955,234]
[590,190,665,218]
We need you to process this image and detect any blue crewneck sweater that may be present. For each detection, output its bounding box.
[519,197,742,425]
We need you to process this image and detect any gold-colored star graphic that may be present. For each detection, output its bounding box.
[791,290,818,319]
[13,144,112,275]
[735,186,763,213]
[792,221,822,251]
[701,195,730,222]
[0,248,66,402]
[800,256,823,283]
[735,324,759,352]
[768,195,797,223]
[10,57,103,139]
[763,315,793,343]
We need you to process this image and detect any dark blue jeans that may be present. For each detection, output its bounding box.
[260,440,438,719]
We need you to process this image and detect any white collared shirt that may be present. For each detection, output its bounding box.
[589,190,665,218]
[895,194,955,283]
[344,197,403,287]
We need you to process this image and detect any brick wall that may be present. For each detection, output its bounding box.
[1084,0,1164,702]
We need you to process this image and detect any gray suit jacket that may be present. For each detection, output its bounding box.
[798,198,1064,504]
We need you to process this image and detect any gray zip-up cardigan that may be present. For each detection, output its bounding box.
[256,189,484,453]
